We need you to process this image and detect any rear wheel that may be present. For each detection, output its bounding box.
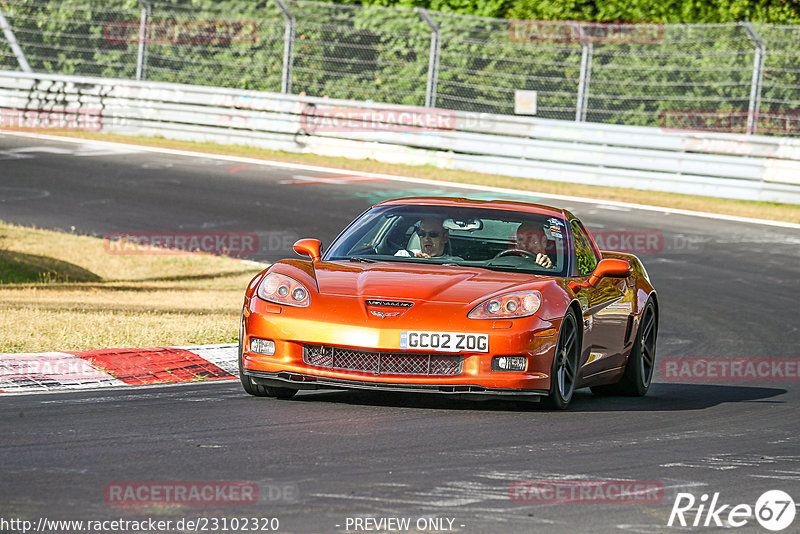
[591,299,657,397]
[543,309,580,410]
[238,317,298,399]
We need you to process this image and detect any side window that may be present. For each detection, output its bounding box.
[570,220,598,276]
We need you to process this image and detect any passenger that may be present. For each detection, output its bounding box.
[396,217,459,259]
[414,218,449,258]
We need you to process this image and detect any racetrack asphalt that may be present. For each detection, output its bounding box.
[1,133,799,533]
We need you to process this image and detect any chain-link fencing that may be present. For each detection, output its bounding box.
[1,0,798,135]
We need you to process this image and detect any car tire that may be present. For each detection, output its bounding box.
[543,309,580,410]
[591,298,657,397]
[238,315,298,399]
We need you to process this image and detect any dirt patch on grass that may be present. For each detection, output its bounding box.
[0,222,263,353]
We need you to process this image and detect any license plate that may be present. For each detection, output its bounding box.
[400,331,489,353]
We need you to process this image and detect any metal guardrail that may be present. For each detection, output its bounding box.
[2,70,800,204]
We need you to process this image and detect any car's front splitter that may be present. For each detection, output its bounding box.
[246,369,549,401]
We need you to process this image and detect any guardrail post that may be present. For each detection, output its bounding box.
[416,8,440,108]
[575,40,593,122]
[136,0,151,81]
[274,0,295,94]
[742,22,765,135]
[0,4,32,73]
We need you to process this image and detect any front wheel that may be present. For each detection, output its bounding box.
[591,298,657,397]
[238,317,298,399]
[543,309,580,410]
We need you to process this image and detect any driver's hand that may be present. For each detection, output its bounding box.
[414,251,431,258]
[535,253,553,268]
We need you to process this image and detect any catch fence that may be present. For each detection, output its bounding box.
[1,1,799,135]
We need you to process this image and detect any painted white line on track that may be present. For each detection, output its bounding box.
[2,130,800,230]
[18,379,236,398]
[279,174,382,185]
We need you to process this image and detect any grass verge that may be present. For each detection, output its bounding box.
[0,221,263,353]
[6,128,800,224]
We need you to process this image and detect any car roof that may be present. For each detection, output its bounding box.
[373,197,574,219]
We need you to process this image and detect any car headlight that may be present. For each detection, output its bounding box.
[257,273,310,307]
[468,290,541,319]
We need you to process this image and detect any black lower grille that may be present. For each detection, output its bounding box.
[303,344,462,376]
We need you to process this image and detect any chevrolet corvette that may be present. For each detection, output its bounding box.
[239,197,658,409]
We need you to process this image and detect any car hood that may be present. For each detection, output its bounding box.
[313,261,548,303]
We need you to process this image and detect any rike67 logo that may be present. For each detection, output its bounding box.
[668,490,795,531]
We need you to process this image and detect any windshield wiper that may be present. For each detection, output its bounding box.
[348,256,377,263]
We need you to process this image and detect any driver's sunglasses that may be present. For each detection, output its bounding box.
[416,229,441,239]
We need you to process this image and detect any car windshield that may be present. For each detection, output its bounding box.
[323,204,569,276]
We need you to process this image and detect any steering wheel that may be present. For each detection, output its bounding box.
[493,248,537,260]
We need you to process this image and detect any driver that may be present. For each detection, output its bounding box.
[515,222,555,269]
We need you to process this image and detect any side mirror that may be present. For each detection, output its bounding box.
[293,238,322,262]
[569,259,632,293]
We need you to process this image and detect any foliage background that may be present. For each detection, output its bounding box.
[1,0,798,131]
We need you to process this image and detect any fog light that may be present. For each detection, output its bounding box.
[492,356,526,372]
[250,338,275,355]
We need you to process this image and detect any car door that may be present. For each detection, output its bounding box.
[569,219,631,377]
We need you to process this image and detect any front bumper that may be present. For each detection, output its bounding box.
[242,296,560,395]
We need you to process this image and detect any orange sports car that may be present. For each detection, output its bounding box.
[239,197,658,409]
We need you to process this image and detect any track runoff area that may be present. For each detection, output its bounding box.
[0,131,799,533]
